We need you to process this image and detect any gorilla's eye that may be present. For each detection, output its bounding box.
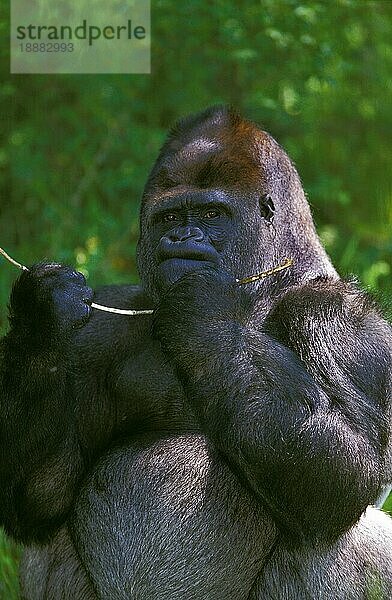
[203,209,220,219]
[163,213,179,223]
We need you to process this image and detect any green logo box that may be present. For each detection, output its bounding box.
[11,0,150,74]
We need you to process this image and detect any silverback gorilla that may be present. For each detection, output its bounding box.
[1,107,392,599]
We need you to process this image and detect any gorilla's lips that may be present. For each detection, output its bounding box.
[158,239,219,263]
[157,240,219,287]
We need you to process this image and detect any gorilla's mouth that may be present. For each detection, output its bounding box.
[158,239,219,263]
[157,241,219,289]
[156,238,220,289]
[160,257,210,270]
[157,257,212,288]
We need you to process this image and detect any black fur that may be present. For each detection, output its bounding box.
[1,107,391,598]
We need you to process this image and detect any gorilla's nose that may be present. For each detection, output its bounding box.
[168,227,204,243]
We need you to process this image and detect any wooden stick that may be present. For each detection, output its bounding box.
[0,246,294,315]
[0,247,29,271]
[0,246,153,316]
[236,258,293,285]
[91,302,153,316]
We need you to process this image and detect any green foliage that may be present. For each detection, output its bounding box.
[383,493,392,517]
[1,0,392,336]
[0,0,391,595]
[0,531,20,599]
[366,570,386,600]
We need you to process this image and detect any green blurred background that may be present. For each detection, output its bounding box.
[1,0,391,597]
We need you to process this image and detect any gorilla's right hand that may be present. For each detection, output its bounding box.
[8,262,93,347]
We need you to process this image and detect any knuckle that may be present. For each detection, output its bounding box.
[67,284,93,304]
[72,304,92,329]
[30,262,64,279]
[67,269,86,285]
[82,286,94,304]
[31,263,86,285]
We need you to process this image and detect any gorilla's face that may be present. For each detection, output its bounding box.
[143,189,248,292]
[137,106,336,302]
[138,182,275,297]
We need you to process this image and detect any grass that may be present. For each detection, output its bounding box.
[0,532,21,599]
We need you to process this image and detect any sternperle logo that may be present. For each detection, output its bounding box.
[16,19,147,47]
[11,0,151,74]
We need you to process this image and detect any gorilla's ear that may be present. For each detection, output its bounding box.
[259,194,275,225]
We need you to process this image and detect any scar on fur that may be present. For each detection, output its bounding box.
[0,246,293,316]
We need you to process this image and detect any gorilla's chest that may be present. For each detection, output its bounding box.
[113,340,198,433]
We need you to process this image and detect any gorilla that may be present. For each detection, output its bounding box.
[1,106,391,599]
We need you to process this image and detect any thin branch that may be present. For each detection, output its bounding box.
[0,246,294,317]
[237,258,294,285]
[0,246,152,316]
[0,247,29,271]
[91,302,153,316]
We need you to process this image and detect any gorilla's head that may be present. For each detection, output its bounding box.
[137,106,336,302]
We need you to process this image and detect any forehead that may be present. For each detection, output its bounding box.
[156,116,267,191]
[170,121,262,170]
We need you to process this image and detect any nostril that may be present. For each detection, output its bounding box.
[192,230,204,242]
[168,231,183,242]
[169,227,204,243]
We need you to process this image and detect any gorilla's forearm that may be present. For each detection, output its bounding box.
[163,328,381,542]
[154,272,391,543]
[0,332,83,543]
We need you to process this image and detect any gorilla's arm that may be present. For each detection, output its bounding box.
[0,265,87,542]
[0,343,83,543]
[154,271,392,543]
[0,265,152,543]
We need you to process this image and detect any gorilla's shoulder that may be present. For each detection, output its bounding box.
[277,277,380,318]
